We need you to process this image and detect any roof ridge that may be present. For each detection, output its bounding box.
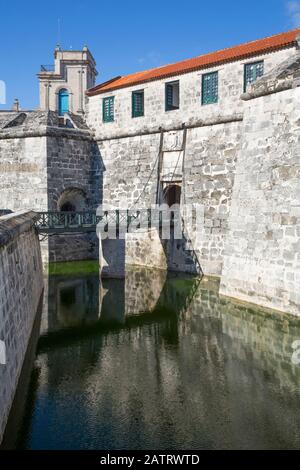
[124,27,300,77]
[87,28,300,96]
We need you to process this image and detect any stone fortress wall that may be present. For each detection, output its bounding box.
[0,211,44,444]
[0,112,101,263]
[0,31,299,315]
[86,42,300,310]
[220,54,300,315]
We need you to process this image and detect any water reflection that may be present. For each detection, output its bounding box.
[9,268,300,449]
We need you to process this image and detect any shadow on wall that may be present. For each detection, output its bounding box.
[46,141,105,262]
[161,184,203,276]
[100,226,203,278]
[99,183,203,277]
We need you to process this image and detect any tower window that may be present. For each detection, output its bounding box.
[103,96,115,122]
[132,90,144,118]
[202,72,218,105]
[58,88,69,115]
[165,81,180,111]
[244,61,264,92]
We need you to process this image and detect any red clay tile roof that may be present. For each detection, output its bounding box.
[87,28,300,96]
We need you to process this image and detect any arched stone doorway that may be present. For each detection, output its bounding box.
[163,183,181,207]
[57,188,87,212]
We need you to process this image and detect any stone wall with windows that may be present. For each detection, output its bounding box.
[87,46,297,278]
[86,48,295,140]
[90,45,300,314]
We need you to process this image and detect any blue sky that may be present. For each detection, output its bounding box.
[0,0,300,110]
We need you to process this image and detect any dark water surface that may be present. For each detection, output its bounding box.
[8,265,300,449]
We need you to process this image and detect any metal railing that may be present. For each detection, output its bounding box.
[40,65,55,72]
[0,209,13,217]
[35,210,202,274]
[34,209,184,234]
[35,211,98,233]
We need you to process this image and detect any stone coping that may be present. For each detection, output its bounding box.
[96,114,243,142]
[242,51,300,100]
[0,211,39,249]
[0,126,94,141]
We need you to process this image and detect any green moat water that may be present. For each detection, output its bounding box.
[6,263,300,449]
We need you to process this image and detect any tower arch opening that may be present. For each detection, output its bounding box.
[57,188,87,212]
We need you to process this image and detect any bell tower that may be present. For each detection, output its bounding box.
[38,45,98,115]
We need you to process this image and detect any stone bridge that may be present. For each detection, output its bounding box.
[34,210,203,278]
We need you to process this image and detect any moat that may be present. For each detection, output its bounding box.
[3,262,300,450]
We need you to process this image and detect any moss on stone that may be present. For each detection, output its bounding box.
[47,260,99,276]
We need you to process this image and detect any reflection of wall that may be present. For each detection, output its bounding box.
[100,267,167,323]
[42,274,100,334]
[23,273,300,449]
[91,279,300,449]
[124,267,167,316]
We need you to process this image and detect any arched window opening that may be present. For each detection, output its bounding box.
[58,88,69,115]
[163,184,181,207]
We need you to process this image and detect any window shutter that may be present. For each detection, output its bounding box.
[166,84,173,110]
[132,91,144,117]
[202,72,218,105]
[244,61,264,92]
[103,97,114,122]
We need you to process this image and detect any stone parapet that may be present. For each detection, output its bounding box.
[0,211,44,443]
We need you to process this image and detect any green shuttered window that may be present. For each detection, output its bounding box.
[244,61,264,92]
[202,72,218,105]
[165,81,180,111]
[103,96,114,122]
[132,90,144,118]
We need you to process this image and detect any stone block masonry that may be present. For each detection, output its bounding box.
[0,111,102,264]
[92,45,300,315]
[46,134,101,263]
[101,228,167,278]
[1,36,300,317]
[220,56,300,316]
[0,211,44,443]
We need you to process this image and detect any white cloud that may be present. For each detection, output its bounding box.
[138,51,162,68]
[286,1,300,27]
[0,80,6,105]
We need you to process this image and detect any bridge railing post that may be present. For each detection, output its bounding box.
[116,210,120,238]
[147,209,151,230]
